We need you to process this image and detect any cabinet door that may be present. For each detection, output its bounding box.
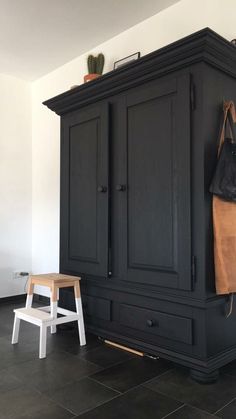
[117,75,191,290]
[60,103,109,277]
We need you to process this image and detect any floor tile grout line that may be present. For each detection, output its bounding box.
[61,342,102,358]
[0,379,78,418]
[160,403,186,419]
[34,386,78,417]
[45,397,78,417]
[88,376,122,394]
[0,353,40,372]
[5,347,103,386]
[142,384,189,407]
[13,381,78,417]
[88,367,176,398]
[80,353,137,372]
[82,377,188,419]
[133,369,173,391]
[0,362,49,392]
[146,381,229,418]
[31,373,104,398]
[43,346,105,370]
[31,374,121,412]
[142,367,175,386]
[43,369,123,417]
[139,368,215,408]
[7,365,105,400]
[56,344,103,363]
[67,391,122,418]
[161,403,221,419]
[73,356,104,370]
[139,383,188,407]
[214,396,236,414]
[56,339,137,368]
[39,344,135,393]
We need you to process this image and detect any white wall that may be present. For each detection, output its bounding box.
[0,74,31,297]
[31,0,236,295]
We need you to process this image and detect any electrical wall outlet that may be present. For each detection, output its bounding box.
[12,271,29,280]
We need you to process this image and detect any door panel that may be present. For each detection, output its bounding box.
[128,96,174,270]
[60,103,109,277]
[69,120,98,261]
[117,75,191,290]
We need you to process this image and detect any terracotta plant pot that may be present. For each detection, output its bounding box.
[84,73,101,83]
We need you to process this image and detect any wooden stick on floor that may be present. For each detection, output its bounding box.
[104,340,144,357]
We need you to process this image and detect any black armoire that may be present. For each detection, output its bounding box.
[44,28,236,383]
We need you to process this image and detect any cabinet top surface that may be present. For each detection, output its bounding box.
[43,28,236,115]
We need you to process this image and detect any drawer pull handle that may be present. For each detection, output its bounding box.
[146,319,154,327]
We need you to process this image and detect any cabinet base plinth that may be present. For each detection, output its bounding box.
[190,368,219,384]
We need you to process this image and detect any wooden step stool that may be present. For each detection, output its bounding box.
[11,273,86,358]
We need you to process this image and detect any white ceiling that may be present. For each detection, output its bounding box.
[0,0,179,81]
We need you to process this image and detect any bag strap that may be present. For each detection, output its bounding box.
[228,111,236,141]
[218,101,236,156]
[217,108,228,156]
[225,293,234,318]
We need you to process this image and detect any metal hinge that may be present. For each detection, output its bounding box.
[191,256,196,289]
[190,78,196,111]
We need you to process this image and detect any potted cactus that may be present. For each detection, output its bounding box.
[84,53,105,83]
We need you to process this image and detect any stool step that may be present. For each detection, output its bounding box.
[14,307,51,323]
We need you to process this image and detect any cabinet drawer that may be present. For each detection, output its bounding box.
[83,295,111,321]
[119,304,192,345]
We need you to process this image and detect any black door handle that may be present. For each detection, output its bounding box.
[97,185,107,193]
[116,184,126,191]
[146,319,155,327]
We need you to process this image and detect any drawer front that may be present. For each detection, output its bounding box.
[119,304,192,345]
[83,295,111,321]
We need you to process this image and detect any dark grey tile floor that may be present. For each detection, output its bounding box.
[1,300,236,418]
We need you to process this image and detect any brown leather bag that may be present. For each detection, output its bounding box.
[213,101,236,295]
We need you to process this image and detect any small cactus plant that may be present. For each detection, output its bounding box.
[85,53,105,82]
[96,53,105,75]
[87,55,96,74]
[87,54,105,75]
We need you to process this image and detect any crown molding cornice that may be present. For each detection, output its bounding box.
[43,28,236,115]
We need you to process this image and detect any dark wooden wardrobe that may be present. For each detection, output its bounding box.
[44,28,236,383]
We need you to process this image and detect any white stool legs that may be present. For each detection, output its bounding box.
[39,325,47,359]
[25,294,33,308]
[11,316,20,344]
[74,282,86,346]
[11,285,34,345]
[50,296,57,334]
[75,297,86,346]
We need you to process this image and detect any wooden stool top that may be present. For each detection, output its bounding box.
[30,273,81,286]
[28,273,81,300]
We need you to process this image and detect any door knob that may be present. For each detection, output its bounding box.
[146,319,154,327]
[97,185,107,193]
[116,184,126,191]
